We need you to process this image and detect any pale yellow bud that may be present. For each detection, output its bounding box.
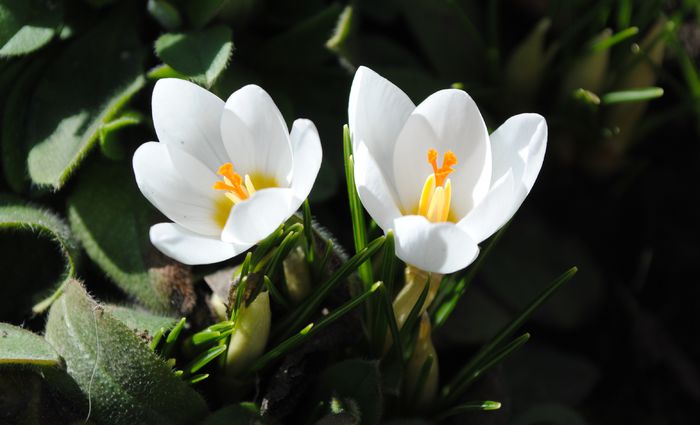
[283,245,312,303]
[225,291,271,377]
[405,313,439,407]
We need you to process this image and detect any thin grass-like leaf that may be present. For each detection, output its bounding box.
[185,344,227,374]
[303,199,315,263]
[589,26,639,52]
[343,124,372,288]
[440,267,577,402]
[432,224,509,328]
[277,236,385,340]
[434,401,501,422]
[601,87,664,104]
[250,282,382,373]
[187,373,210,385]
[161,317,186,359]
[446,333,530,404]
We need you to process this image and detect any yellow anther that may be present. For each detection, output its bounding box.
[417,150,457,222]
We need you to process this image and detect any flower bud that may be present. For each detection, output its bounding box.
[283,245,312,303]
[392,266,442,329]
[405,313,439,406]
[506,18,553,101]
[225,290,271,377]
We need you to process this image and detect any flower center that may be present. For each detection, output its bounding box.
[212,162,277,228]
[417,149,457,223]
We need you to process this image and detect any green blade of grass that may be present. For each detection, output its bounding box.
[161,317,186,359]
[590,26,639,52]
[250,282,382,373]
[303,199,315,263]
[277,236,385,340]
[343,124,372,288]
[601,87,664,104]
[441,267,577,401]
[432,224,510,328]
[434,400,501,422]
[446,333,530,404]
[185,344,227,374]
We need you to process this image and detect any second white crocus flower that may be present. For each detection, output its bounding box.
[349,67,547,274]
[133,79,322,265]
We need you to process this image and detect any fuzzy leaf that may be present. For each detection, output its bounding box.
[0,197,80,316]
[25,13,146,189]
[106,305,178,340]
[67,160,196,314]
[154,25,233,87]
[44,280,208,425]
[0,0,62,57]
[0,322,61,366]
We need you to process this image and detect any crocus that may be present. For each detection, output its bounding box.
[133,79,322,265]
[349,66,547,274]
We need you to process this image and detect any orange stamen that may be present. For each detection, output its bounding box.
[427,149,457,187]
[213,162,249,200]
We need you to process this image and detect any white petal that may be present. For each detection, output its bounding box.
[354,142,402,231]
[150,223,249,265]
[221,85,293,186]
[392,89,492,218]
[133,142,221,236]
[490,113,547,206]
[221,188,296,245]
[457,171,518,243]
[152,78,228,171]
[348,66,415,184]
[392,215,480,274]
[289,119,322,202]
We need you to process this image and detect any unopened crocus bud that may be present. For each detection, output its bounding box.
[505,18,553,101]
[405,313,439,407]
[392,266,442,329]
[283,245,312,303]
[225,291,271,377]
[560,29,612,97]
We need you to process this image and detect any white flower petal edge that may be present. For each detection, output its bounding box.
[354,142,402,231]
[348,66,415,180]
[289,119,322,202]
[222,188,296,245]
[222,84,294,186]
[151,223,249,265]
[393,215,479,274]
[152,78,228,170]
[133,142,221,236]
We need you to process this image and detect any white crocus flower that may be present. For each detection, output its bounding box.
[133,79,322,265]
[349,66,547,274]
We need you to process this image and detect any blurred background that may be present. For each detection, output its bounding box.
[1,0,699,423]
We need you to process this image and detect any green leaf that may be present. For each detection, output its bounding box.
[0,197,80,315]
[25,14,146,189]
[0,322,61,366]
[98,110,145,160]
[106,305,178,339]
[316,359,383,425]
[0,0,62,57]
[154,26,233,88]
[67,160,196,314]
[184,0,226,28]
[44,280,208,425]
[601,87,664,104]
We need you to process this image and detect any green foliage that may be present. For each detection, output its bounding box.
[0,0,62,57]
[44,280,208,425]
[154,26,233,88]
[0,322,61,366]
[67,160,194,314]
[0,197,80,314]
[25,12,145,189]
